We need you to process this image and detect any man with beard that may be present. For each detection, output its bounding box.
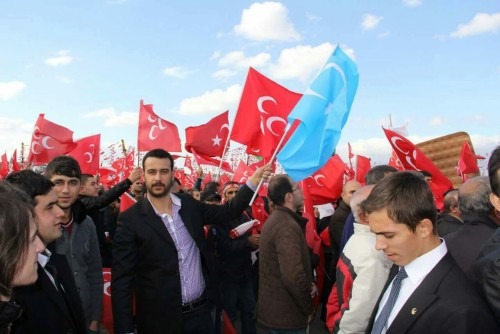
[111,148,271,334]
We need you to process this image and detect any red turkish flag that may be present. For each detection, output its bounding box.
[192,149,233,173]
[98,167,119,188]
[231,67,302,160]
[232,161,254,183]
[0,153,8,179]
[184,156,194,174]
[304,154,348,204]
[11,150,21,172]
[137,100,181,152]
[27,114,76,165]
[202,173,212,188]
[355,155,371,185]
[218,173,231,187]
[124,149,135,173]
[68,134,101,174]
[120,192,137,212]
[383,128,453,209]
[185,111,229,158]
[457,141,479,182]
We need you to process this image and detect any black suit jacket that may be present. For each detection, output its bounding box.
[366,253,499,334]
[11,254,86,334]
[112,185,255,334]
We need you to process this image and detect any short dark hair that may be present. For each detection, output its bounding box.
[142,149,174,171]
[360,171,437,233]
[200,191,221,203]
[0,181,35,297]
[364,165,397,185]
[45,156,82,181]
[6,170,54,203]
[488,146,500,196]
[81,173,95,185]
[268,174,293,206]
[420,170,432,178]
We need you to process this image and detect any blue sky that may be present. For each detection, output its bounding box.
[1,0,499,167]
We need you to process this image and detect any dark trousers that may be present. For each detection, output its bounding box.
[221,279,257,334]
[182,302,215,334]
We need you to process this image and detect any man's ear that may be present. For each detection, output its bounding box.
[417,218,435,237]
[490,193,500,212]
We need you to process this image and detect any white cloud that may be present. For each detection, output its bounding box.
[83,108,137,127]
[378,31,391,39]
[0,117,35,154]
[403,0,422,7]
[44,50,73,67]
[177,84,242,115]
[430,116,445,126]
[218,51,271,69]
[451,12,500,38]
[210,51,221,60]
[269,42,345,82]
[56,76,74,84]
[234,2,301,41]
[470,134,500,154]
[162,66,195,79]
[0,81,26,100]
[306,12,321,22]
[212,69,238,79]
[362,14,383,31]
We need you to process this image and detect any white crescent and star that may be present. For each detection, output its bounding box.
[212,135,222,146]
[149,126,158,140]
[314,174,326,186]
[30,141,42,155]
[84,152,93,163]
[266,116,286,136]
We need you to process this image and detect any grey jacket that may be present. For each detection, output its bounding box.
[50,200,103,326]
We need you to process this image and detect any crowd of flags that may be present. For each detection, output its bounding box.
[0,45,484,210]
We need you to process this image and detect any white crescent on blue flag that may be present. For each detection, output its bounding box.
[277,46,359,181]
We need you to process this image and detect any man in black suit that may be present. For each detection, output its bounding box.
[112,148,271,334]
[360,171,498,334]
[7,171,86,334]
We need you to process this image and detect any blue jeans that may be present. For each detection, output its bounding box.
[221,278,256,334]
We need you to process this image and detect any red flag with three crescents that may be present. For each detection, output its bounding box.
[383,128,453,210]
[27,114,76,165]
[137,100,181,152]
[232,67,302,160]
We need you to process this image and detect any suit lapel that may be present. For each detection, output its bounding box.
[37,264,72,319]
[387,253,454,334]
[141,199,175,245]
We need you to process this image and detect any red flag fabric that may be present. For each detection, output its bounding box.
[68,134,101,174]
[192,150,233,173]
[11,150,21,172]
[102,269,113,334]
[383,128,453,209]
[388,150,404,171]
[99,167,119,188]
[120,192,137,212]
[222,310,237,334]
[202,173,212,189]
[185,111,229,158]
[232,161,254,183]
[231,67,302,160]
[304,154,349,205]
[124,149,135,173]
[457,141,479,181]
[137,100,181,152]
[184,156,194,174]
[0,153,8,179]
[355,155,371,185]
[218,174,230,187]
[251,196,269,228]
[27,114,76,165]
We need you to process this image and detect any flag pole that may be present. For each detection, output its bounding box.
[217,121,233,182]
[248,124,291,206]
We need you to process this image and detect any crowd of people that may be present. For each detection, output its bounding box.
[0,145,499,334]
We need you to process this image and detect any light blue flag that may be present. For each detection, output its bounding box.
[277,46,359,181]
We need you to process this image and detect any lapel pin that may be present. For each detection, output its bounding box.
[411,308,417,315]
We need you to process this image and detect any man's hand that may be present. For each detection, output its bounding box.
[249,164,272,187]
[88,320,99,332]
[247,233,260,249]
[197,166,204,178]
[127,167,142,183]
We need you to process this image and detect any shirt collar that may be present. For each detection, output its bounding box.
[37,248,52,268]
[147,192,181,217]
[404,238,447,285]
